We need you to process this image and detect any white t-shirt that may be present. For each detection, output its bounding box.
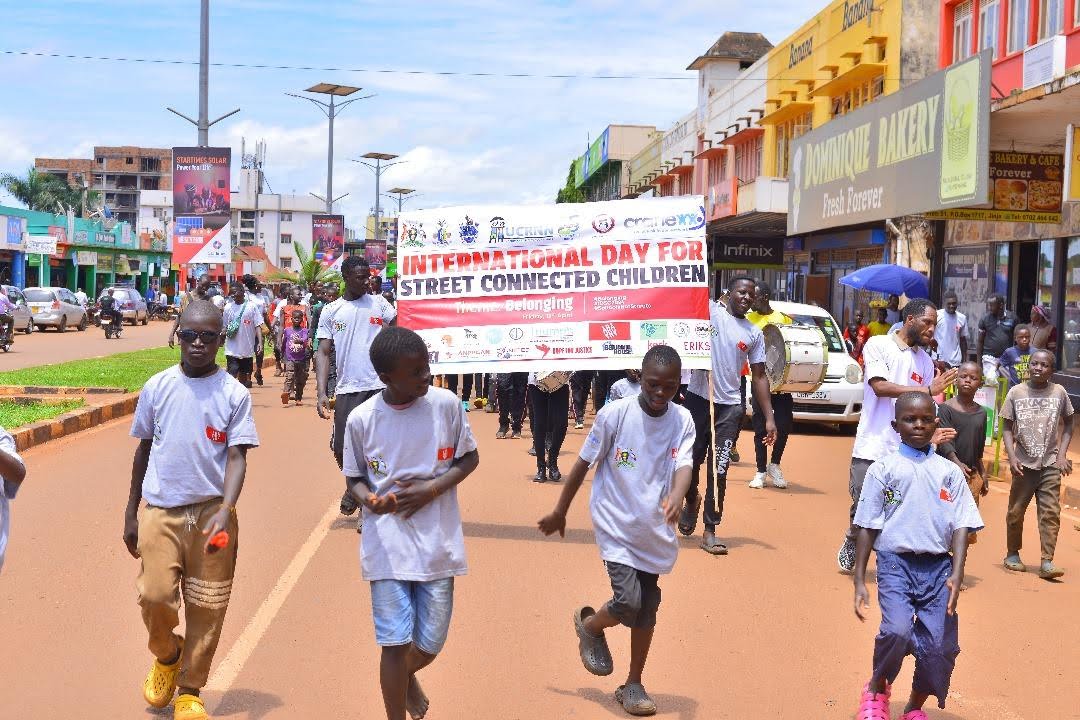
[211,295,226,309]
[851,334,935,462]
[0,428,25,573]
[342,388,477,582]
[316,295,398,394]
[608,378,640,401]
[699,301,765,405]
[131,366,259,508]
[222,301,263,359]
[74,291,88,307]
[934,309,967,366]
[580,396,696,575]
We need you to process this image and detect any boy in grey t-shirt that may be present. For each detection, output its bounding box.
[1000,349,1074,580]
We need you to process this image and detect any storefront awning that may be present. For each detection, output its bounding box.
[758,101,815,126]
[810,62,887,98]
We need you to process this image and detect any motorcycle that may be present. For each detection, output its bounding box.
[149,303,177,322]
[87,304,100,327]
[0,323,12,353]
[101,312,123,339]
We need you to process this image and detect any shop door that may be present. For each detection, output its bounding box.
[805,274,830,308]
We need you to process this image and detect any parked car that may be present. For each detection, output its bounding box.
[744,300,863,426]
[1,285,36,334]
[24,286,89,332]
[98,287,148,325]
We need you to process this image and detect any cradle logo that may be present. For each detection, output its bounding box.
[622,205,705,233]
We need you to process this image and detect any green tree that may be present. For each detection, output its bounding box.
[0,167,71,212]
[556,162,585,204]
[266,242,341,290]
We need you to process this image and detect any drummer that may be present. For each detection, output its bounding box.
[746,282,793,490]
[678,277,776,556]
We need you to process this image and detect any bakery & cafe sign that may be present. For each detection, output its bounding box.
[925,151,1063,223]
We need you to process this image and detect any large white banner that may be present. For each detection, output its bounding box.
[397,196,711,372]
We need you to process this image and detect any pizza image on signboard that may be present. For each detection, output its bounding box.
[1028,180,1062,212]
[994,179,1028,211]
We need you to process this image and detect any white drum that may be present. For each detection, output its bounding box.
[762,323,828,393]
[535,371,571,393]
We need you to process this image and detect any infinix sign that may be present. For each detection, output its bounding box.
[842,0,875,30]
[712,237,785,268]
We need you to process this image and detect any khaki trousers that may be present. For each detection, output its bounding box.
[1006,466,1061,563]
[136,498,239,690]
[284,360,308,401]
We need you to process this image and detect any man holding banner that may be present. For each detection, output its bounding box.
[679,277,776,556]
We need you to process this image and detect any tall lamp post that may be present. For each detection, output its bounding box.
[383,188,417,267]
[352,153,403,244]
[286,83,373,212]
[167,0,240,145]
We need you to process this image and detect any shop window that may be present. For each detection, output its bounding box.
[281,211,293,222]
[776,112,812,177]
[831,76,884,118]
[280,257,293,269]
[954,1,974,62]
[734,135,762,183]
[980,0,1000,56]
[1040,0,1065,38]
[1009,0,1029,51]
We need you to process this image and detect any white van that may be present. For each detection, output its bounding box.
[744,300,863,425]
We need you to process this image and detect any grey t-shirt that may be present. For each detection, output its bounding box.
[855,443,984,554]
[222,301,262,359]
[1000,382,1075,469]
[703,301,765,406]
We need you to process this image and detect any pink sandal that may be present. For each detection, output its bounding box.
[900,711,928,720]
[856,682,891,720]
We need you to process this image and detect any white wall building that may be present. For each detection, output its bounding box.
[138,169,325,271]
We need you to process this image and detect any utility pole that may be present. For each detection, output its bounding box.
[166,0,240,145]
[353,153,403,244]
[287,83,373,213]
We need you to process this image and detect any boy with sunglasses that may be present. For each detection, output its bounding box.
[124,301,259,720]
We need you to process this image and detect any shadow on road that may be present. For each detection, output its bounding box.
[463,520,597,545]
[675,535,776,551]
[210,687,284,719]
[546,685,699,720]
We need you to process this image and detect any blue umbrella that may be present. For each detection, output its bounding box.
[838,264,929,299]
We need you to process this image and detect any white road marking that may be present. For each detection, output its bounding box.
[205,500,341,695]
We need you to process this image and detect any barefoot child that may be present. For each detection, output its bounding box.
[852,392,983,720]
[538,345,694,717]
[280,309,311,406]
[0,424,27,574]
[936,361,989,543]
[1001,349,1073,580]
[342,326,479,720]
[124,301,259,720]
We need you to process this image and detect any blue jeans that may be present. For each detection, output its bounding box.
[370,577,455,655]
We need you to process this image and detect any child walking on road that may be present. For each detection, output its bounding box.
[1001,349,1073,579]
[936,361,989,544]
[342,327,479,720]
[280,309,311,406]
[539,346,695,717]
[0,423,27,574]
[124,300,260,720]
[852,392,983,720]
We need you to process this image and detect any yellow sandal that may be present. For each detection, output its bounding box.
[175,693,210,720]
[143,652,182,708]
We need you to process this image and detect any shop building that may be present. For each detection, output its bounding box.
[567,125,658,202]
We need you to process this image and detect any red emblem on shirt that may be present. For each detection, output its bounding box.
[671,448,678,459]
[939,487,953,502]
[437,447,454,461]
[205,426,227,444]
[370,317,383,326]
[737,341,749,352]
[911,371,923,384]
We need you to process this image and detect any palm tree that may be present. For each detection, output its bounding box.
[266,242,341,290]
[0,168,72,212]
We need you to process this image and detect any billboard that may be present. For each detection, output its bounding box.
[364,240,387,267]
[788,51,991,235]
[397,196,710,372]
[171,147,232,264]
[311,214,345,268]
[927,151,1064,223]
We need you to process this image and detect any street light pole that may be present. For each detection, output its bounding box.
[353,153,403,244]
[287,83,374,213]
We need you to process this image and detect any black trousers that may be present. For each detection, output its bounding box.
[753,392,793,472]
[530,385,569,469]
[570,371,595,421]
[445,374,482,401]
[497,372,528,432]
[684,392,743,532]
[594,370,624,412]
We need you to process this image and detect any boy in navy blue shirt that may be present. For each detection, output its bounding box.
[852,392,983,720]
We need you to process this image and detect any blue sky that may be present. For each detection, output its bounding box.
[0,0,801,228]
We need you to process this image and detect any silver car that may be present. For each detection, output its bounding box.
[98,287,149,325]
[25,286,89,332]
[1,285,36,334]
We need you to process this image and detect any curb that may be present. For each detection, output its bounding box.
[0,385,126,396]
[11,392,140,452]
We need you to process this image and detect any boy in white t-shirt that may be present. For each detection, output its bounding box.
[222,284,270,389]
[342,326,479,720]
[539,345,695,717]
[125,301,260,720]
[607,369,641,403]
[0,425,27,574]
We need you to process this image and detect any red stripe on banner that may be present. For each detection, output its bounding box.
[398,287,709,330]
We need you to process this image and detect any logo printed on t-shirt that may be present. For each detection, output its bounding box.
[911,371,923,384]
[366,456,388,477]
[939,486,953,502]
[205,426,227,444]
[370,316,383,326]
[614,446,637,469]
[671,447,678,459]
[437,447,454,461]
[737,340,748,352]
[333,320,347,332]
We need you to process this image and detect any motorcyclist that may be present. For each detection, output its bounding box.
[0,288,16,345]
[99,289,122,328]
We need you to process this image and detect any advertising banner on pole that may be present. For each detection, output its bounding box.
[171,147,232,265]
[364,240,387,268]
[397,196,710,372]
[312,214,345,268]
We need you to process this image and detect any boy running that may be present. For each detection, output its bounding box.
[852,392,983,720]
[1001,349,1073,579]
[124,301,259,720]
[539,346,695,717]
[342,326,478,720]
[281,309,311,406]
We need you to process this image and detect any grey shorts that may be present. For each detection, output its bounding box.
[603,561,662,629]
[332,389,381,466]
[849,457,876,523]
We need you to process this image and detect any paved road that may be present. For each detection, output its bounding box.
[2,381,1077,719]
[0,318,177,371]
